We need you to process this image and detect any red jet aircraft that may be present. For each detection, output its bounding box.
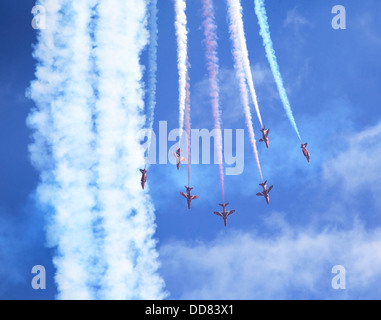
[214,203,235,227]
[172,147,187,170]
[256,180,273,205]
[259,127,270,149]
[140,169,147,190]
[180,186,199,209]
[301,143,310,163]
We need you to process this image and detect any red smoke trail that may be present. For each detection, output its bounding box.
[202,0,225,203]
[228,3,264,182]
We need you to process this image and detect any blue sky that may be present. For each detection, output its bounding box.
[1,0,381,300]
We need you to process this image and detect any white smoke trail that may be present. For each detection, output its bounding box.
[185,71,192,186]
[94,0,166,300]
[227,0,264,182]
[27,0,101,299]
[145,0,158,164]
[28,0,166,300]
[227,0,263,128]
[254,0,302,141]
[174,0,189,144]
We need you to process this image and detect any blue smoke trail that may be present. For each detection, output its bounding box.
[146,0,158,164]
[254,0,302,141]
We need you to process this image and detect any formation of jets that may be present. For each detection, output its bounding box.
[139,127,310,227]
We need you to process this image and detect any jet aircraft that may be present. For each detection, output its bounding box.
[140,168,147,190]
[180,186,199,209]
[172,147,187,170]
[214,203,235,227]
[301,143,310,163]
[256,180,273,205]
[259,127,270,149]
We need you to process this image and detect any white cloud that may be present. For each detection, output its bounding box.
[283,7,310,32]
[160,219,381,299]
[354,12,381,47]
[323,122,381,195]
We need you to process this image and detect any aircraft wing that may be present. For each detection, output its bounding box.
[180,192,187,198]
[256,192,264,197]
[180,157,187,162]
[228,210,235,216]
[191,195,199,200]
[172,151,178,158]
[214,211,222,217]
[268,185,273,192]
[259,138,264,142]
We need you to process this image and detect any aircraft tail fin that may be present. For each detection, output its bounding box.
[259,180,267,187]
